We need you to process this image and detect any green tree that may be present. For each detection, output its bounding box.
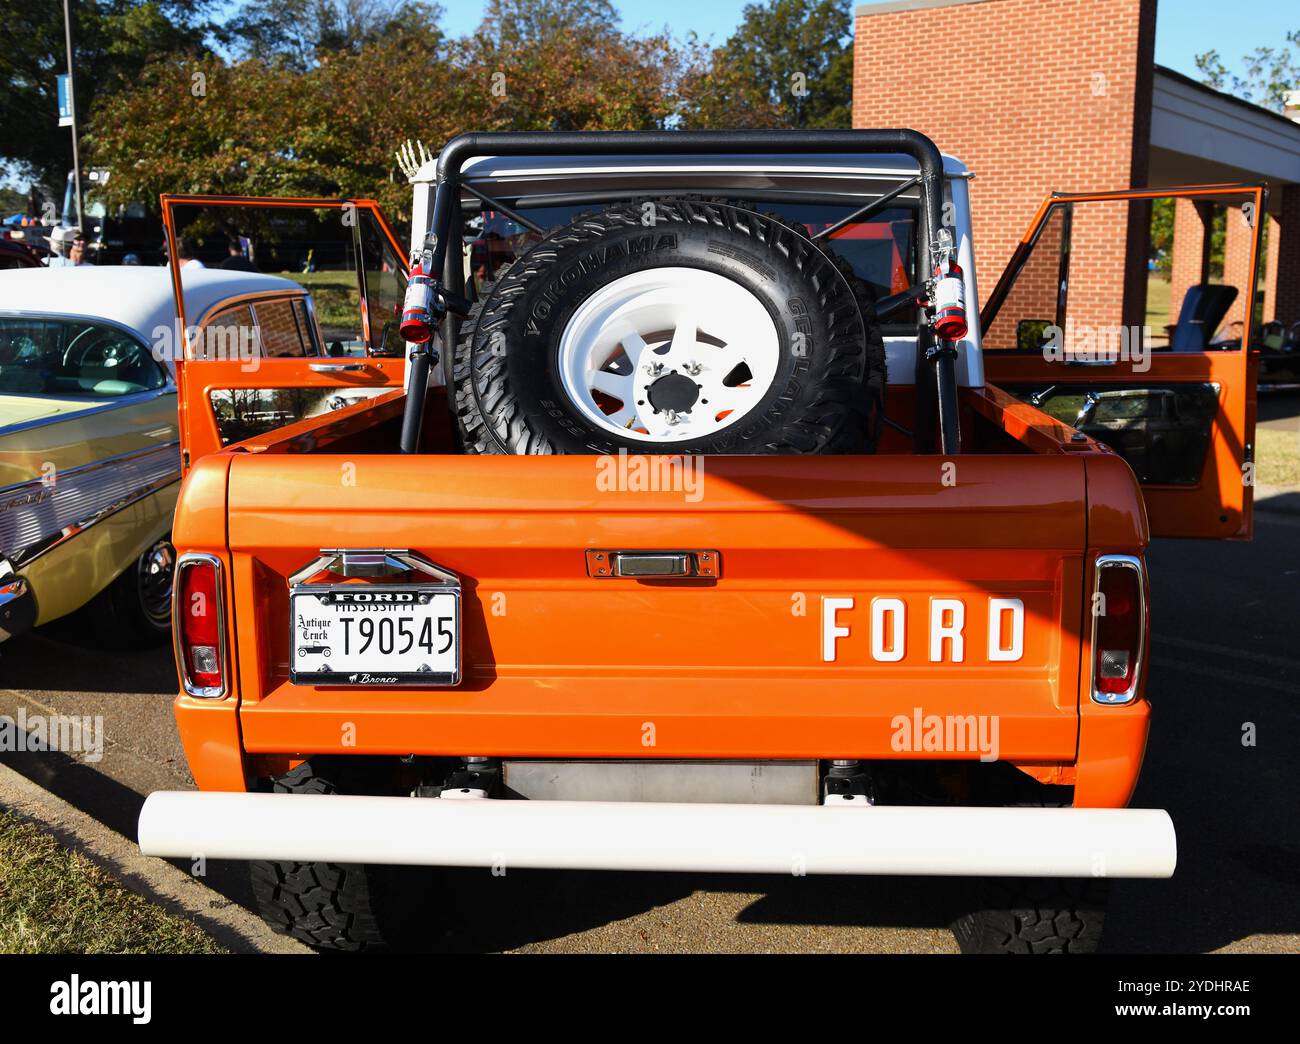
[678,0,853,129]
[1195,31,1300,113]
[1149,196,1174,274]
[0,1,217,201]
[227,0,445,70]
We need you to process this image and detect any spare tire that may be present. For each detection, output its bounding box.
[453,198,884,455]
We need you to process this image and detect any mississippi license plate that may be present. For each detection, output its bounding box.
[290,586,460,685]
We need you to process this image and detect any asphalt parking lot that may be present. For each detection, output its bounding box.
[2,413,1297,953]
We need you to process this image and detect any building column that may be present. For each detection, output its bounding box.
[1167,199,1211,329]
[1269,187,1300,330]
[1221,204,1256,335]
[1262,211,1282,323]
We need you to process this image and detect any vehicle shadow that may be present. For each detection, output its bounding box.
[4,535,1295,953]
[1256,385,1300,425]
[0,629,178,695]
[1102,529,1300,953]
[0,740,259,914]
[1102,660,1300,953]
[416,866,962,953]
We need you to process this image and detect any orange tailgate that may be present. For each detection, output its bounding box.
[219,453,1090,761]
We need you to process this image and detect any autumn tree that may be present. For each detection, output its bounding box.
[454,36,679,134]
[476,0,620,46]
[85,4,683,225]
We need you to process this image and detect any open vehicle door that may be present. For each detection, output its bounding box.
[981,185,1264,539]
[160,196,409,469]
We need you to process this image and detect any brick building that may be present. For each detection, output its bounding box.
[853,0,1300,338]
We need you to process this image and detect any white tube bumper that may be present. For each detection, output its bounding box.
[138,792,1176,878]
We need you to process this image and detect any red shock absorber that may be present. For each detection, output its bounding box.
[399,262,437,344]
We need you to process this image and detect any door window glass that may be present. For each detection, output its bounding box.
[0,317,165,396]
[193,305,254,363]
[1006,382,1219,485]
[253,298,313,358]
[983,191,1259,356]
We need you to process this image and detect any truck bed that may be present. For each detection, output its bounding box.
[174,383,1148,804]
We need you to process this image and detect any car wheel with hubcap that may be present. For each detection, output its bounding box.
[72,534,175,649]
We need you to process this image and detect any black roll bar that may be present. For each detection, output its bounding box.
[399,129,961,456]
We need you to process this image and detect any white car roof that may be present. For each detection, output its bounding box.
[0,266,303,342]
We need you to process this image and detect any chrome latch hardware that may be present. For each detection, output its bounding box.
[585,549,720,579]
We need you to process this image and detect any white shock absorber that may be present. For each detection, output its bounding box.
[931,230,968,342]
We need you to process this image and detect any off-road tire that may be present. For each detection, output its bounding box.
[950,878,1109,954]
[249,758,436,952]
[809,241,887,449]
[454,198,882,455]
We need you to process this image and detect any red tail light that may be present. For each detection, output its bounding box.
[1092,556,1145,704]
[176,555,225,697]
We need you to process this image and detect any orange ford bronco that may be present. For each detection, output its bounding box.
[136,130,1263,953]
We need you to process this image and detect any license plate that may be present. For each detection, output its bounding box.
[290,586,460,685]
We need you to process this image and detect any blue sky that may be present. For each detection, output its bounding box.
[437,0,1296,79]
[437,1,751,44]
[1153,0,1297,79]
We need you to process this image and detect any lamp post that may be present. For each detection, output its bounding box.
[62,0,84,231]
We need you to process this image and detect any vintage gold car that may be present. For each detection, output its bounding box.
[0,265,331,646]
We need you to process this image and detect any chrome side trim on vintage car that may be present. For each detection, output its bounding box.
[0,441,181,568]
[0,387,177,439]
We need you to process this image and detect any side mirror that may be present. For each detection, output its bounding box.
[367,321,404,358]
[1016,319,1053,351]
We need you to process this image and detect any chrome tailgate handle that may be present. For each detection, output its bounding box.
[585,550,719,578]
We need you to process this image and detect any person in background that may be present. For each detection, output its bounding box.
[44,226,76,267]
[122,253,141,266]
[177,237,205,269]
[68,232,89,266]
[219,238,257,272]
